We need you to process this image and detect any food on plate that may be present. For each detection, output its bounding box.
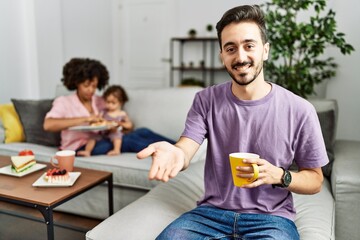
[11,155,36,173]
[44,168,70,183]
[90,120,117,127]
[90,120,106,127]
[18,149,34,156]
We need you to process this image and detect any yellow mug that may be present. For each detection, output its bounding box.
[229,152,260,187]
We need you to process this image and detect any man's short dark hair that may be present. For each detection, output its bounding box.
[216,5,268,50]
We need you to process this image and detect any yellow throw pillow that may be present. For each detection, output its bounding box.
[0,104,25,143]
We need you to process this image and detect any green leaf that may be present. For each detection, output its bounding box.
[262,0,354,98]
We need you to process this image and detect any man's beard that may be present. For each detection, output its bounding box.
[225,61,263,86]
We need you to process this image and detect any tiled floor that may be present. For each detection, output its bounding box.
[0,202,101,240]
[0,213,85,240]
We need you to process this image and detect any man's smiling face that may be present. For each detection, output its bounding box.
[220,21,269,86]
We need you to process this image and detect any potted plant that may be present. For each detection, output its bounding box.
[180,78,205,87]
[206,24,213,36]
[261,0,354,98]
[188,29,197,38]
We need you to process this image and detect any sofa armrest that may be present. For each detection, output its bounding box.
[86,161,205,240]
[331,140,360,240]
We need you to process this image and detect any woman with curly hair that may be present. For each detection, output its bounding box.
[44,58,112,155]
[44,57,175,156]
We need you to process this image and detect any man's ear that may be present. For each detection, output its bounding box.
[263,42,270,61]
[219,52,224,66]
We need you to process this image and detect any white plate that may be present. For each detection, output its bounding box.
[0,163,47,177]
[68,122,119,131]
[32,172,81,187]
[68,125,109,131]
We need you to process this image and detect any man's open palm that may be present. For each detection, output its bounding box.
[137,141,185,182]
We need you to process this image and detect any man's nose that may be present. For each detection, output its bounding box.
[235,48,247,62]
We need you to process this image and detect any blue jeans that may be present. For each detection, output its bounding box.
[156,205,299,240]
[76,138,113,156]
[76,128,176,155]
[121,128,176,152]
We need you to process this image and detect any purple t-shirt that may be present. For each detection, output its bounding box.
[182,81,329,220]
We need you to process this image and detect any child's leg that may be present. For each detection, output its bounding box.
[77,139,96,157]
[107,138,122,156]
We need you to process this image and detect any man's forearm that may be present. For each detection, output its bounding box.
[287,168,324,194]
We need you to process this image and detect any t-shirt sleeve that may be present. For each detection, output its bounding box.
[181,92,208,145]
[45,96,68,119]
[294,106,329,169]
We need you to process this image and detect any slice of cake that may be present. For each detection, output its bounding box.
[44,168,70,184]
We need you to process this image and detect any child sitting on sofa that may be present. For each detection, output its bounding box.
[77,85,130,156]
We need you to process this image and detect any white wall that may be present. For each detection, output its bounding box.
[0,0,39,101]
[34,0,64,99]
[33,0,113,98]
[0,0,359,141]
[325,0,360,141]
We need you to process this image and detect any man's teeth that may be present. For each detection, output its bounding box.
[234,65,250,70]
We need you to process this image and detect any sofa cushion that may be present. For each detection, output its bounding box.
[0,104,25,143]
[73,139,206,190]
[293,180,335,239]
[331,140,360,239]
[0,119,4,143]
[124,87,203,141]
[11,99,61,147]
[308,99,338,178]
[0,142,155,188]
[0,142,57,161]
[75,153,159,190]
[317,110,336,177]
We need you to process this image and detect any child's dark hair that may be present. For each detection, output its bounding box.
[103,85,129,104]
[61,58,109,90]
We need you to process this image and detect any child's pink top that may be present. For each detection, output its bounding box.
[45,93,105,150]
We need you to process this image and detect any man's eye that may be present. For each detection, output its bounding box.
[226,47,235,53]
[246,45,255,50]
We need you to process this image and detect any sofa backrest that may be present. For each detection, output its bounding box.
[55,85,202,141]
[124,87,202,141]
[308,99,338,178]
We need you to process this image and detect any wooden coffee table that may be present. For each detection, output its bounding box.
[0,155,113,240]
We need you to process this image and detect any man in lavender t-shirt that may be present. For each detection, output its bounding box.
[138,5,328,240]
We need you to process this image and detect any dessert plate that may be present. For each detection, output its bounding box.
[68,122,119,131]
[0,163,46,177]
[32,172,81,187]
[68,125,109,131]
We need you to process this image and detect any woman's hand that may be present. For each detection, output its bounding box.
[44,115,103,132]
[87,114,104,125]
